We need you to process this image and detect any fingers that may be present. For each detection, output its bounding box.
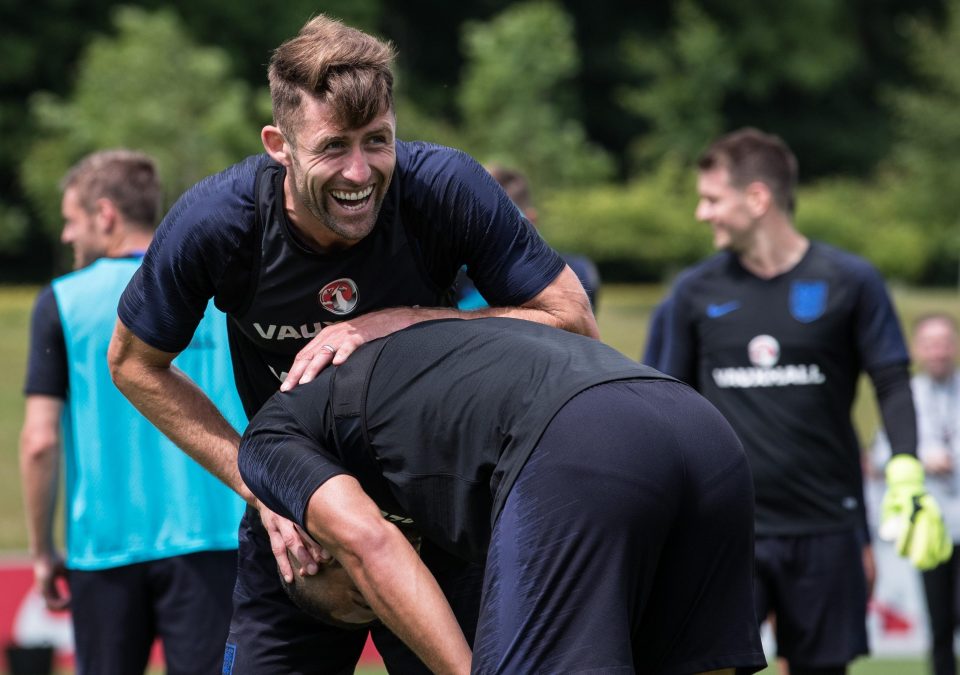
[295,523,332,565]
[36,565,70,611]
[281,345,337,392]
[285,530,320,578]
[330,341,358,366]
[42,583,70,612]
[267,517,295,583]
[263,509,322,582]
[280,309,420,392]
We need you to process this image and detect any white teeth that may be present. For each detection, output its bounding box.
[331,186,374,201]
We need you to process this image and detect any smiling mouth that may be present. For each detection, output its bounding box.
[331,185,374,210]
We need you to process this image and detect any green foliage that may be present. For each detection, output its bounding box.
[457,1,614,189]
[620,0,871,173]
[704,0,859,98]
[883,0,960,282]
[796,179,929,282]
[0,204,28,255]
[539,161,934,284]
[20,6,268,240]
[619,0,736,168]
[395,93,463,148]
[537,159,710,279]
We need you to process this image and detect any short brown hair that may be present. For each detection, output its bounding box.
[485,164,533,213]
[268,15,396,139]
[698,128,798,214]
[60,150,161,229]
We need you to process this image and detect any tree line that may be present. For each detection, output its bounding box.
[2,0,958,284]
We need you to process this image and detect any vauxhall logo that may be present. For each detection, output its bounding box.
[711,334,827,389]
[252,277,360,341]
[252,322,335,340]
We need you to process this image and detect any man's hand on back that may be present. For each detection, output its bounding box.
[281,307,442,392]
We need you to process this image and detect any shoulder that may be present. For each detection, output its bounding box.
[806,241,883,284]
[672,253,733,297]
[154,154,269,251]
[394,140,494,202]
[31,283,59,320]
[395,139,482,176]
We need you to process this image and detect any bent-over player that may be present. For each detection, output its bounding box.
[239,317,767,674]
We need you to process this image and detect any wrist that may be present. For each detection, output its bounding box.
[886,454,924,487]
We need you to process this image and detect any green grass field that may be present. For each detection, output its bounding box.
[1,282,957,673]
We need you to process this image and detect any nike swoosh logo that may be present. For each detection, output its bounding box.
[706,301,741,318]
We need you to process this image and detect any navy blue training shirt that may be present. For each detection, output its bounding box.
[118,141,566,417]
[658,242,913,536]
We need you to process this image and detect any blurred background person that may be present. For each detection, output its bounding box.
[873,313,960,675]
[455,164,601,312]
[648,127,950,675]
[18,150,246,674]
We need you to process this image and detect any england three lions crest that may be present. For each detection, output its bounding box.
[318,278,359,316]
[790,280,827,323]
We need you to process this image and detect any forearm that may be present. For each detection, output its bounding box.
[872,362,917,459]
[19,399,62,557]
[372,266,599,338]
[19,440,58,557]
[472,265,599,338]
[340,530,471,675]
[305,478,471,674]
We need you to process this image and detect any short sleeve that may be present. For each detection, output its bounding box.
[398,143,566,307]
[117,156,262,353]
[24,285,68,398]
[238,391,347,529]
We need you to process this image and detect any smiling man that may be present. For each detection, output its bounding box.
[107,14,597,674]
[648,128,950,675]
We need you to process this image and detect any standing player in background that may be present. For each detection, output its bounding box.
[455,164,601,311]
[648,127,951,675]
[19,150,246,674]
[873,313,960,675]
[107,14,598,673]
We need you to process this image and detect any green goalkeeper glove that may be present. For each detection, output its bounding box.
[880,454,953,571]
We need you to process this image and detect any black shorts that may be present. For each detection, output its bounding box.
[68,549,236,675]
[755,530,869,668]
[472,379,767,675]
[223,506,483,674]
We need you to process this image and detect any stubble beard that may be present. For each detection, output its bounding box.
[291,166,381,245]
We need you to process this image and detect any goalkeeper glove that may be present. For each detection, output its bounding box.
[880,454,953,571]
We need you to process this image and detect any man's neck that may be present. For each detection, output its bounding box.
[737,217,809,279]
[105,229,154,258]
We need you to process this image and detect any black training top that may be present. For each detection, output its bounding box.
[657,242,910,536]
[24,285,68,397]
[118,142,565,417]
[238,318,665,562]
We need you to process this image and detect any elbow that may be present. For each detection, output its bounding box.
[19,427,58,465]
[106,326,143,396]
[331,518,397,575]
[106,334,128,390]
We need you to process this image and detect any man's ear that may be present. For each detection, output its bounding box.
[94,198,118,236]
[262,125,293,166]
[744,181,773,218]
